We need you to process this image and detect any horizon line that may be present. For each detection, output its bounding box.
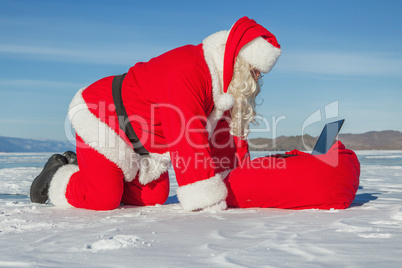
[1,129,401,142]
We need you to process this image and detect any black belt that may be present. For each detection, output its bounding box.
[112,73,150,156]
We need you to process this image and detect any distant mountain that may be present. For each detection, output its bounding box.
[1,130,401,152]
[339,130,402,150]
[249,130,402,151]
[0,136,75,153]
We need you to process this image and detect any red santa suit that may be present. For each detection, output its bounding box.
[47,17,281,211]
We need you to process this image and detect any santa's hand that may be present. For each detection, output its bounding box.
[200,200,227,213]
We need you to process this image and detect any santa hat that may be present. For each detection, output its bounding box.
[223,17,281,93]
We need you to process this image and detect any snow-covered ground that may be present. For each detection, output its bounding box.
[0,151,401,267]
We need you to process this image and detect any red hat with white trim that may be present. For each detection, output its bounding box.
[223,17,281,93]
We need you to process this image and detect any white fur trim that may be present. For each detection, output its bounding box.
[176,173,229,211]
[238,36,281,73]
[48,164,78,208]
[68,89,170,185]
[203,30,234,113]
[216,93,235,111]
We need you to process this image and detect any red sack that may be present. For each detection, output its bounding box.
[225,141,360,210]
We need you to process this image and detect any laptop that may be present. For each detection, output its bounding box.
[311,119,345,155]
[271,119,345,158]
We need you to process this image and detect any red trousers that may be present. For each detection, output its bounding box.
[65,135,170,210]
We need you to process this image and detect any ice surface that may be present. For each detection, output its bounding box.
[0,151,401,267]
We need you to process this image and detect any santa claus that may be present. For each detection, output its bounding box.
[30,16,282,211]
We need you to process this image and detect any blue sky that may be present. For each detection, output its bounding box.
[0,0,401,141]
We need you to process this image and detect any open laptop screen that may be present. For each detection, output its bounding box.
[311,119,345,155]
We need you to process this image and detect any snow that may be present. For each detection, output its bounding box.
[0,151,401,267]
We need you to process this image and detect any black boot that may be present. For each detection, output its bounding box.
[30,154,68,204]
[63,151,78,165]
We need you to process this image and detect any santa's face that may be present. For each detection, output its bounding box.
[250,69,263,83]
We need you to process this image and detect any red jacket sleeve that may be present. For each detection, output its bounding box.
[158,64,228,211]
[233,135,251,166]
[209,117,251,172]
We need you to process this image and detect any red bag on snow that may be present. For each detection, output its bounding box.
[225,141,360,210]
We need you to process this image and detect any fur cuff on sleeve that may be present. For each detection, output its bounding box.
[176,173,229,211]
